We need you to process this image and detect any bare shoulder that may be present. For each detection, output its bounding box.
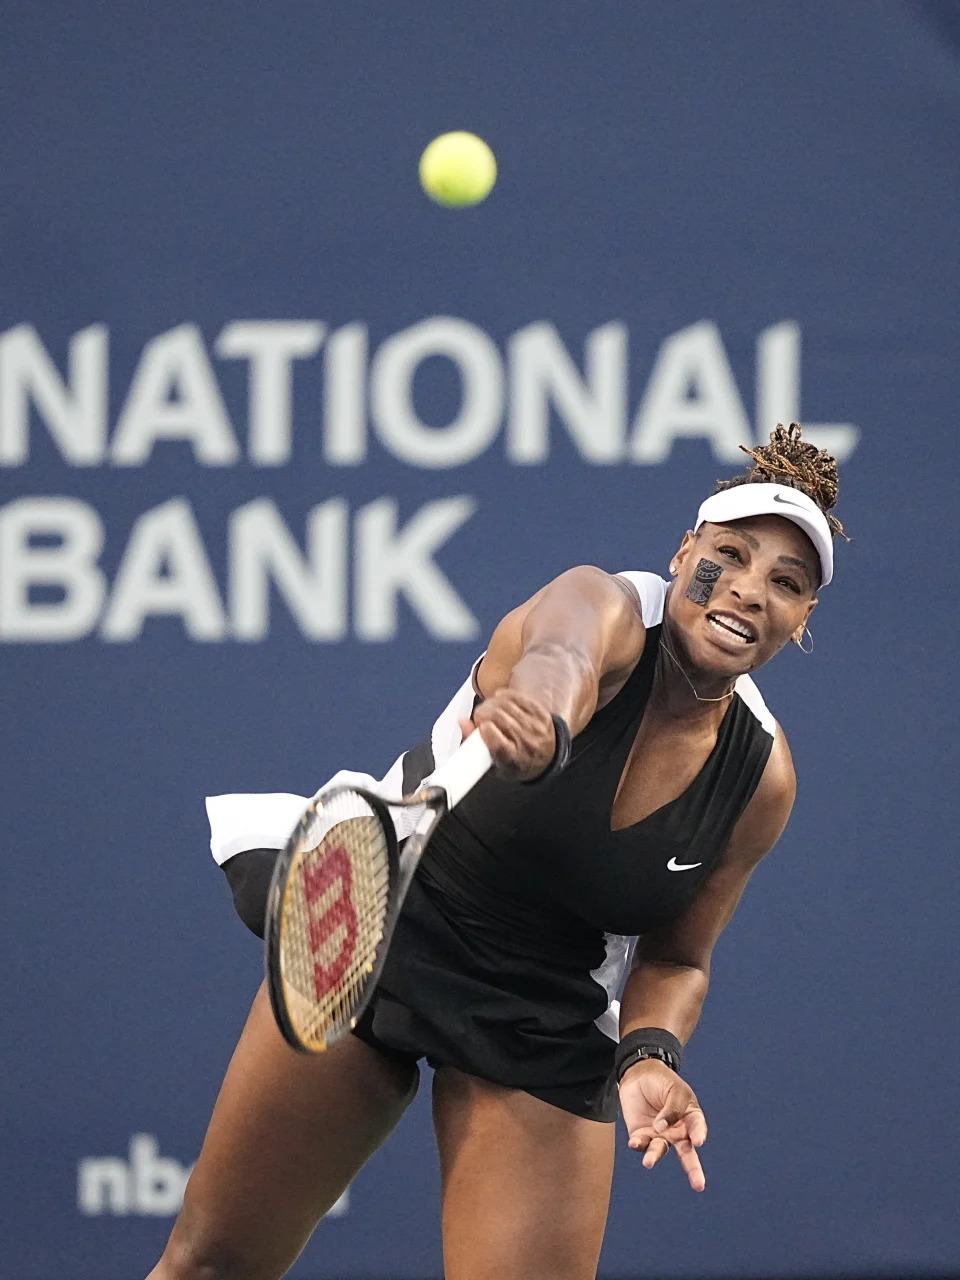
[722,726,797,866]
[538,564,642,613]
[610,571,646,618]
[477,565,645,696]
[495,564,642,635]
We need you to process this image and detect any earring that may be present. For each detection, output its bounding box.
[792,625,813,654]
[669,564,678,577]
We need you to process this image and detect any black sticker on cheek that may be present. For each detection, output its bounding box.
[685,558,723,606]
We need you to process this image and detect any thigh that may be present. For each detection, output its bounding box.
[150,982,419,1280]
[432,1067,615,1280]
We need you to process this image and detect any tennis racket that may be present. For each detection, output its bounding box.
[265,728,493,1053]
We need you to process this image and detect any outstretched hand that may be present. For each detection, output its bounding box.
[459,689,556,782]
[618,1058,708,1192]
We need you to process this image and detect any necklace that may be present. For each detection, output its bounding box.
[658,636,736,705]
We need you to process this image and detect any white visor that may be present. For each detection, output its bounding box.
[695,482,833,586]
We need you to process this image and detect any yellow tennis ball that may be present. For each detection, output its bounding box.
[419,132,497,208]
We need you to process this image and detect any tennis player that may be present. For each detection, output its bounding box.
[148,423,844,1280]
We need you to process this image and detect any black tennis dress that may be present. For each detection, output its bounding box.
[208,573,776,1122]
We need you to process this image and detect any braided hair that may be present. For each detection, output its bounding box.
[714,422,847,540]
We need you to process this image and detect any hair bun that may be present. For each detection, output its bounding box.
[714,423,847,540]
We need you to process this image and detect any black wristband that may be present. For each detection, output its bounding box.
[615,1027,684,1084]
[524,714,571,784]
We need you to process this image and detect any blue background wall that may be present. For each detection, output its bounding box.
[1,3,958,1277]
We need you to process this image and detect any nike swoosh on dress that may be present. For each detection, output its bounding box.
[666,856,703,871]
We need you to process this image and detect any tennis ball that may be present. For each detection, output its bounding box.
[419,132,497,208]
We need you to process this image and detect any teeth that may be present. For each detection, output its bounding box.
[707,614,755,643]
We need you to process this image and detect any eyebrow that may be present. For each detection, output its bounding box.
[776,554,814,583]
[713,526,815,583]
[714,524,759,549]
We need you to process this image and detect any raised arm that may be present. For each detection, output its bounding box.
[467,566,646,780]
[616,730,798,1190]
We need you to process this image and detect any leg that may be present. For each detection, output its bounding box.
[432,1068,615,1280]
[148,982,418,1280]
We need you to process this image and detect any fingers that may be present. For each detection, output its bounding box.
[653,1091,692,1131]
[684,1107,708,1148]
[627,1125,662,1155]
[628,1110,708,1192]
[652,1090,707,1145]
[640,1134,669,1170]
[475,717,530,769]
[652,1111,707,1149]
[479,692,549,746]
[673,1138,706,1193]
[630,1130,705,1191]
[471,691,556,779]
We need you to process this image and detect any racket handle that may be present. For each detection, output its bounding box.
[429,728,493,809]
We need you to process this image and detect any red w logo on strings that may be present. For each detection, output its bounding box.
[302,844,358,1000]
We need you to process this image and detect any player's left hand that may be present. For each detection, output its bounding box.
[618,1057,708,1191]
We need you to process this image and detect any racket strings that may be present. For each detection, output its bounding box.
[279,794,392,1050]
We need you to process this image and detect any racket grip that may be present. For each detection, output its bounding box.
[429,728,493,809]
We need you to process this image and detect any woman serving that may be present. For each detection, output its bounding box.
[150,423,844,1280]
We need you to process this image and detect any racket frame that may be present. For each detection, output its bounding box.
[265,728,493,1054]
[264,783,448,1054]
